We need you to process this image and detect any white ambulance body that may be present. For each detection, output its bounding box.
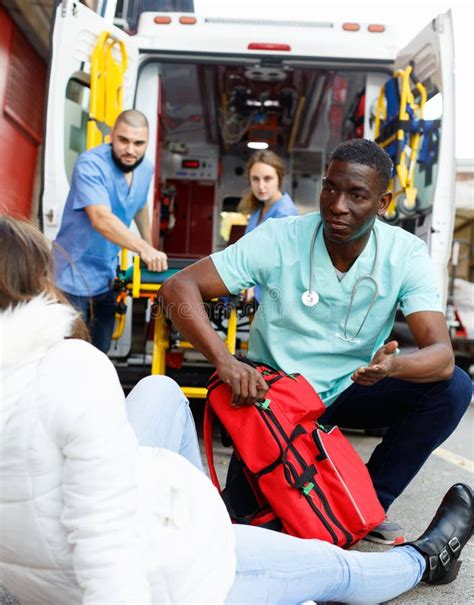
[42,2,455,326]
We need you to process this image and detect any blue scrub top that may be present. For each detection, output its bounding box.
[211,213,442,406]
[54,144,153,296]
[244,192,297,234]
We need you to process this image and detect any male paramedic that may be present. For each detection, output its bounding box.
[160,138,472,545]
[54,109,167,353]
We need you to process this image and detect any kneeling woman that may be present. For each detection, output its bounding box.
[0,216,472,604]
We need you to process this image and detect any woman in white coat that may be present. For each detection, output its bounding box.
[0,216,472,605]
[0,217,235,604]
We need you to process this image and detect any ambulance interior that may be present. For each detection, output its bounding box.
[139,59,440,260]
[61,50,443,369]
[50,6,450,379]
[85,56,438,372]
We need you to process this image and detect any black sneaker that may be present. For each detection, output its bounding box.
[365,516,406,545]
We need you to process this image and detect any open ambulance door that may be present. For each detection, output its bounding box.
[394,11,455,305]
[41,0,139,241]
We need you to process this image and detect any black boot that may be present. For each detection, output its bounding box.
[399,483,473,585]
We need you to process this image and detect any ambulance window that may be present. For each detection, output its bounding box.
[64,77,90,183]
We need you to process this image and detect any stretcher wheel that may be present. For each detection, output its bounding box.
[398,196,419,217]
[384,207,399,224]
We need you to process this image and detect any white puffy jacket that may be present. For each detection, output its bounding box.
[0,296,236,604]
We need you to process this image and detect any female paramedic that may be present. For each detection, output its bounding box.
[0,215,472,604]
[238,150,297,301]
[238,150,297,231]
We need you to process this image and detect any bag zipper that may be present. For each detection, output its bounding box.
[313,428,367,527]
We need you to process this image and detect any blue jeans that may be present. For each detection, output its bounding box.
[64,289,116,353]
[319,366,472,511]
[125,375,426,604]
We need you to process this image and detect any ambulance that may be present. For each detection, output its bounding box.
[41,1,455,365]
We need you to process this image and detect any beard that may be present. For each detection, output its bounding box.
[111,146,146,173]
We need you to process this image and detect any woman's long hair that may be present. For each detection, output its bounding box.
[237,150,285,215]
[0,215,89,340]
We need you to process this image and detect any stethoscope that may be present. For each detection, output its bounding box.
[301,221,379,343]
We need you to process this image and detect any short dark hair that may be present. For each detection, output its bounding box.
[329,139,393,190]
[114,109,149,130]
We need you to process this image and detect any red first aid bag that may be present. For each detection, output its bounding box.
[204,361,385,548]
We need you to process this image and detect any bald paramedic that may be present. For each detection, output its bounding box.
[160,138,471,545]
[54,109,167,353]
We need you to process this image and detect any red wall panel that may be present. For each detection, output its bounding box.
[0,8,46,219]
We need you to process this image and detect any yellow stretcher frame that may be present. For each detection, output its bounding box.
[374,64,427,220]
[87,31,128,150]
[117,255,238,399]
[86,32,129,339]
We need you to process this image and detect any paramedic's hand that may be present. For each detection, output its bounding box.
[216,358,268,406]
[351,341,399,386]
[139,243,168,272]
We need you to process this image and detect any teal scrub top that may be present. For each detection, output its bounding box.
[245,192,298,302]
[211,213,443,407]
[54,144,153,296]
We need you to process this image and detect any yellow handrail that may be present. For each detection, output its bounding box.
[87,32,127,150]
[87,33,129,342]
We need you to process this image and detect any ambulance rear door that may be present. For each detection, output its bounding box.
[41,1,139,240]
[394,10,455,303]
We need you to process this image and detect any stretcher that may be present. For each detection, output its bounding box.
[112,255,238,399]
[87,31,127,149]
[374,63,440,221]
